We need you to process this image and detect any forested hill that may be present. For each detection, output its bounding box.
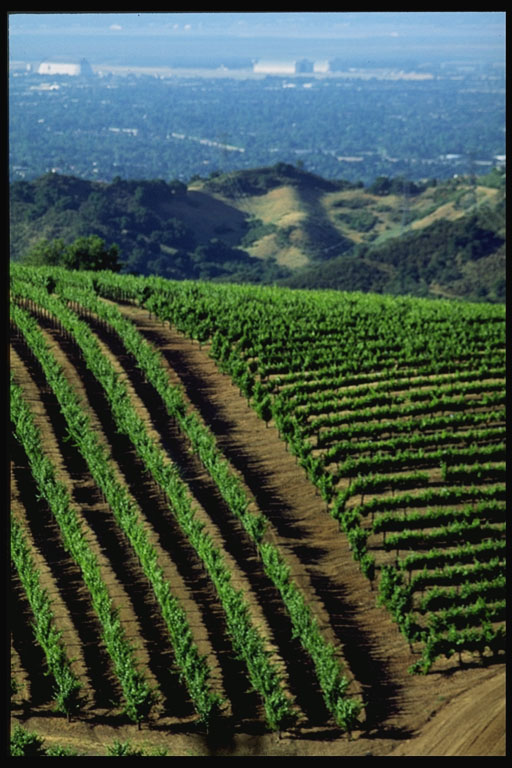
[10,164,505,302]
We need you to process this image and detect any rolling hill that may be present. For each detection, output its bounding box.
[9,164,505,302]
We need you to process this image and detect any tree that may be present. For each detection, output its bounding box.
[24,235,120,272]
[63,235,120,271]
[168,179,187,197]
[368,176,392,196]
[24,238,68,267]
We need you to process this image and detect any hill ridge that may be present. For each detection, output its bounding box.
[9,165,505,302]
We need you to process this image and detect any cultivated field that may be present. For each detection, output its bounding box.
[10,266,505,756]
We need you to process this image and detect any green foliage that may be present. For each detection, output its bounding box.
[10,354,156,727]
[368,175,393,196]
[10,510,83,718]
[203,162,342,197]
[45,745,82,756]
[23,234,120,272]
[12,284,292,731]
[11,677,21,697]
[107,740,146,756]
[335,209,378,232]
[240,218,277,247]
[106,740,169,756]
[477,167,506,190]
[66,235,120,271]
[332,196,368,210]
[284,203,505,301]
[10,728,162,758]
[11,264,505,708]
[10,169,505,300]
[368,176,424,197]
[90,269,502,676]
[23,237,68,266]
[283,255,389,293]
[10,725,47,757]
[365,213,504,300]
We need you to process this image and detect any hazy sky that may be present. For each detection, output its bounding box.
[8,11,505,39]
[9,12,505,67]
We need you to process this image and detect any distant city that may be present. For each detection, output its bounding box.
[17,56,440,79]
[9,12,505,186]
[10,54,502,81]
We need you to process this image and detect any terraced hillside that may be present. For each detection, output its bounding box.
[10,265,505,756]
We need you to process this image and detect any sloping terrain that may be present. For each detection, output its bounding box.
[10,165,505,301]
[10,270,505,755]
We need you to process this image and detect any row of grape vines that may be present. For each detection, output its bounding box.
[11,302,222,727]
[53,281,362,731]
[10,266,364,734]
[25,266,504,677]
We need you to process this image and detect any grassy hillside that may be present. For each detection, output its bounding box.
[10,165,505,301]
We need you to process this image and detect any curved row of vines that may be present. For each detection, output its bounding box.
[10,265,368,735]
[18,265,503,677]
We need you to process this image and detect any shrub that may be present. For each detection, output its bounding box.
[10,725,46,757]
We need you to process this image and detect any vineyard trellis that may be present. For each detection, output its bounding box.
[10,263,505,736]
[11,273,364,734]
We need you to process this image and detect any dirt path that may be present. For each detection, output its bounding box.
[389,669,506,757]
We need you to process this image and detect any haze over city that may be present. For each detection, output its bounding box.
[9,11,505,68]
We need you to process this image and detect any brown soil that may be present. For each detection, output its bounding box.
[10,302,505,756]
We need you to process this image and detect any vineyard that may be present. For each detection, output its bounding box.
[9,264,506,756]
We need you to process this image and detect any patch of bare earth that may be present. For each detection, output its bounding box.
[10,303,505,756]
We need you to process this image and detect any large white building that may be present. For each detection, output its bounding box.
[313,60,331,73]
[253,59,314,75]
[37,58,93,77]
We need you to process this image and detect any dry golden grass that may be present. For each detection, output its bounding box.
[246,235,310,268]
[184,177,502,276]
[410,201,462,229]
[244,186,306,226]
[274,246,310,269]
